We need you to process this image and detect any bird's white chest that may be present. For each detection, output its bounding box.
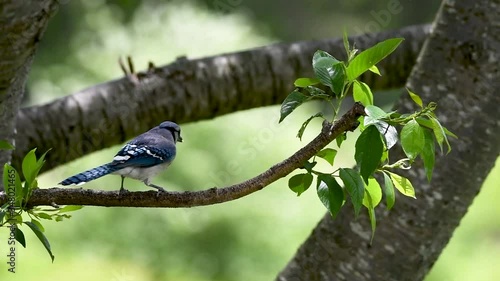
[113,162,171,182]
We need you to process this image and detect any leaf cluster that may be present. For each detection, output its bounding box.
[281,33,455,241]
[0,146,83,262]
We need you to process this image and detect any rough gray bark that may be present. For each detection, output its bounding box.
[277,0,500,280]
[13,24,430,173]
[0,1,59,190]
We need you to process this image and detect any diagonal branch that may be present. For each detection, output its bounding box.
[14,25,430,173]
[1,103,365,208]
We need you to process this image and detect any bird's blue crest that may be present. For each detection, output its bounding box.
[159,121,180,130]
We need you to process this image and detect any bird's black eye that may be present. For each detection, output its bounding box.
[165,127,180,139]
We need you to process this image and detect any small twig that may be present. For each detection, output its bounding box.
[127,56,135,74]
[0,103,365,208]
[147,61,156,74]
[118,55,140,84]
[118,56,129,76]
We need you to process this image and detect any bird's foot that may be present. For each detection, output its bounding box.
[146,183,166,193]
[119,187,130,195]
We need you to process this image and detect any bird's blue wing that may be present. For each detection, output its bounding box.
[110,143,176,168]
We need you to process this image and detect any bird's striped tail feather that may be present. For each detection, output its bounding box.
[60,163,119,186]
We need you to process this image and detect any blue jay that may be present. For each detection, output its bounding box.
[60,121,182,192]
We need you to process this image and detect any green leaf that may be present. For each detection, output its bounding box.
[336,133,346,148]
[303,86,327,97]
[22,148,38,184]
[316,174,344,219]
[407,88,423,108]
[400,119,425,160]
[19,148,46,203]
[31,219,45,232]
[314,65,334,89]
[415,117,433,129]
[0,210,5,223]
[37,150,49,166]
[421,129,435,181]
[58,205,84,214]
[288,173,313,196]
[294,77,320,87]
[330,63,346,95]
[363,189,377,243]
[430,117,452,153]
[4,164,23,207]
[13,214,22,224]
[311,50,345,95]
[381,149,389,163]
[417,117,456,139]
[313,50,339,66]
[279,90,310,123]
[24,221,55,262]
[37,212,53,220]
[15,227,26,248]
[316,148,337,166]
[387,172,416,198]
[355,126,384,184]
[368,65,381,75]
[357,116,366,131]
[364,105,387,120]
[443,127,458,139]
[312,51,339,89]
[297,113,323,140]
[32,150,50,185]
[353,80,374,106]
[346,38,404,81]
[363,178,382,208]
[382,172,395,210]
[15,169,23,207]
[429,117,444,152]
[339,168,365,217]
[0,140,14,150]
[363,179,382,241]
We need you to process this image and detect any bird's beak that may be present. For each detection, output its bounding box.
[178,136,183,142]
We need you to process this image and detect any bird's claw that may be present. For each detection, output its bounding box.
[145,182,167,193]
[119,187,130,195]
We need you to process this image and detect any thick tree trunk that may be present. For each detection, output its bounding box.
[13,25,430,173]
[277,0,500,280]
[0,1,59,189]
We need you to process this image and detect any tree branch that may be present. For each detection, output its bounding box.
[0,103,365,208]
[14,24,430,173]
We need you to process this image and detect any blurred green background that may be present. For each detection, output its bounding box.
[2,1,499,280]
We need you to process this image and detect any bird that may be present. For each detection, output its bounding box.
[60,121,183,192]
